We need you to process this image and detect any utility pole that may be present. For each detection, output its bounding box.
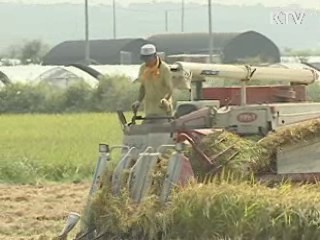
[208,0,213,63]
[84,0,90,65]
[165,10,168,32]
[181,0,184,32]
[113,0,117,39]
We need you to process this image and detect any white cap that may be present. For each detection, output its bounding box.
[140,44,157,56]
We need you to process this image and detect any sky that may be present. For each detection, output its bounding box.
[0,0,318,9]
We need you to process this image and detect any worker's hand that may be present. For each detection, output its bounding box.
[159,98,171,112]
[131,101,141,112]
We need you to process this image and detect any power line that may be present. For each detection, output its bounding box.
[115,5,206,13]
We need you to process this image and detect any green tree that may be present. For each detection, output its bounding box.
[20,39,50,64]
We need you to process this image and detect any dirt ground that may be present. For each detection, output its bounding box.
[0,182,91,240]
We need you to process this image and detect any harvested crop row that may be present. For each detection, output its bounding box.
[87,181,320,240]
[78,119,320,239]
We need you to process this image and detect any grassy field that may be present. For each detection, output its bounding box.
[3,113,320,239]
[0,113,124,184]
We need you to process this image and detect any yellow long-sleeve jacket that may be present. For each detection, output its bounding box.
[137,58,173,116]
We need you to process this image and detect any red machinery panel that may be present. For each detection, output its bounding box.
[202,85,306,106]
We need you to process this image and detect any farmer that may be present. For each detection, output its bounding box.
[131,44,174,118]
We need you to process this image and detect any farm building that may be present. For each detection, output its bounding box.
[147,31,280,64]
[42,38,151,66]
[42,31,280,65]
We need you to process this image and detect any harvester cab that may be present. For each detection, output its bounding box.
[57,61,320,240]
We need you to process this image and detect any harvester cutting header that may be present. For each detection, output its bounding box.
[58,60,320,240]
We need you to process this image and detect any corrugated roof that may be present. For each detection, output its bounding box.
[147,31,280,63]
[43,31,281,66]
[147,32,239,55]
[42,38,151,65]
[222,30,280,63]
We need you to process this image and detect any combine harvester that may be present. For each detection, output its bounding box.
[57,61,320,239]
